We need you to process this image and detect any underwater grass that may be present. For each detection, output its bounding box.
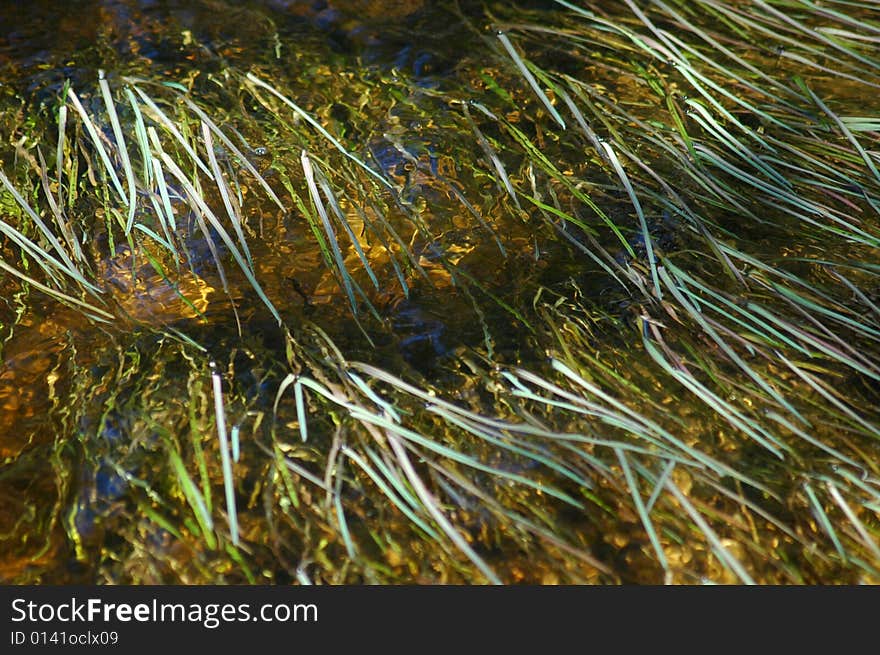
[1,0,880,584]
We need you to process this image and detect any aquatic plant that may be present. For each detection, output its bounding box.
[1,0,879,584]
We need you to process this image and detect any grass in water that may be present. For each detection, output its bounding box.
[1,0,879,584]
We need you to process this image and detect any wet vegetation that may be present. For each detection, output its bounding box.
[1,0,880,584]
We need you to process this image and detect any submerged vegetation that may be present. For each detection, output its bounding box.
[1,0,880,584]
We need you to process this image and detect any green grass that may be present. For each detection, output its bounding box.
[1,0,880,584]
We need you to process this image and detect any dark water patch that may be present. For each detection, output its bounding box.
[389,300,448,374]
